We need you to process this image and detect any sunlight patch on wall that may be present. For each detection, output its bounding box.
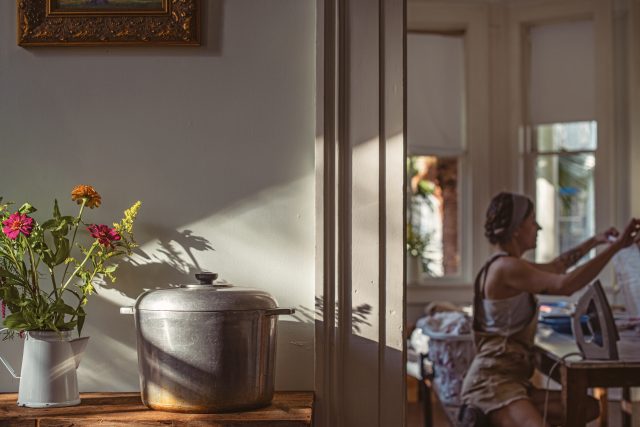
[87,174,316,390]
[351,138,381,343]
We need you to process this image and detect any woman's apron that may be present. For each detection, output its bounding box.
[460,253,539,414]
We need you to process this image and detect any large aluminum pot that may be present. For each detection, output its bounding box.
[121,272,294,413]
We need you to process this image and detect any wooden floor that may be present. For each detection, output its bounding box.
[406,376,453,427]
[405,376,631,427]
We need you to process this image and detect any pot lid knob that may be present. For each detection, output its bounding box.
[195,272,218,285]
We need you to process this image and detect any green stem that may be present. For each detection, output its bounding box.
[5,246,36,301]
[60,199,86,288]
[5,245,24,280]
[60,242,97,293]
[69,268,97,325]
[48,268,58,300]
[26,241,39,298]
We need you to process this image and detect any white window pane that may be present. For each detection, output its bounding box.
[535,121,597,152]
[407,155,460,278]
[535,152,595,263]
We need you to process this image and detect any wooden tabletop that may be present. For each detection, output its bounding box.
[0,392,314,427]
[534,326,640,427]
[535,326,640,368]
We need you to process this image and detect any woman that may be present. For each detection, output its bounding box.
[460,192,640,427]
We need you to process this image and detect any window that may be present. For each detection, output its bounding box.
[531,122,597,263]
[406,32,465,282]
[406,3,491,291]
[408,155,459,277]
[526,20,598,263]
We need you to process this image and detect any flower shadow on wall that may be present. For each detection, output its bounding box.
[96,228,215,300]
[75,228,214,391]
[292,296,372,334]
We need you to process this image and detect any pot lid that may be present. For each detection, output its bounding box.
[135,272,279,312]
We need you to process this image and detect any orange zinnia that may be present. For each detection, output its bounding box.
[71,185,102,209]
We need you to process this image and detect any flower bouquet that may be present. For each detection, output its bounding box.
[0,185,141,336]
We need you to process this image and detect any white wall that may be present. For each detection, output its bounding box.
[0,0,316,392]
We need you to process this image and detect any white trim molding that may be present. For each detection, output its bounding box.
[630,0,640,217]
[315,0,406,425]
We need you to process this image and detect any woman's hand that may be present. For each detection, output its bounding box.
[613,218,640,249]
[593,227,619,245]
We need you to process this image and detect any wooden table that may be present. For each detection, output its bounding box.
[0,392,314,426]
[534,326,640,427]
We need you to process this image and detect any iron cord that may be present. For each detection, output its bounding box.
[541,352,583,427]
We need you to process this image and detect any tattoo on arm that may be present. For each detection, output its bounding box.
[557,248,584,270]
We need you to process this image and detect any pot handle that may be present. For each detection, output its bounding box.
[265,308,295,316]
[120,307,135,315]
[0,328,20,379]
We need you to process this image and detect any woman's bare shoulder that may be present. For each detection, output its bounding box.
[488,255,561,295]
[491,255,538,271]
[485,256,541,297]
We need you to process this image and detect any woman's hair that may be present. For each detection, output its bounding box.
[484,192,534,244]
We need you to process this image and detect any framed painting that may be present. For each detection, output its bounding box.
[17,0,200,46]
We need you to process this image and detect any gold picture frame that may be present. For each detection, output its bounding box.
[17,0,200,46]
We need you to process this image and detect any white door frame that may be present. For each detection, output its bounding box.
[314,0,406,425]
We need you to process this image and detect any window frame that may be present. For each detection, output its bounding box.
[525,121,598,263]
[407,1,491,298]
[406,152,464,281]
[512,2,618,265]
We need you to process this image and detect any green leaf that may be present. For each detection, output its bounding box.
[65,288,82,301]
[18,203,36,214]
[3,312,29,330]
[53,199,61,220]
[41,219,57,230]
[77,308,86,336]
[52,300,77,315]
[61,320,78,331]
[0,268,26,285]
[32,240,47,253]
[41,249,55,267]
[53,221,69,236]
[54,238,70,265]
[0,286,21,307]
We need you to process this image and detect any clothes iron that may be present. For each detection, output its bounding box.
[571,280,619,360]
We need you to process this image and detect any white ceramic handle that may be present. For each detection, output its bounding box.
[120,307,135,315]
[0,328,20,379]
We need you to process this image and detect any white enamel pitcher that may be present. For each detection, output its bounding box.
[0,329,89,407]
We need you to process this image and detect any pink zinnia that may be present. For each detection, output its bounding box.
[2,212,34,240]
[88,224,121,248]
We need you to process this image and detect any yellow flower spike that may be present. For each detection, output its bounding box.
[114,201,141,234]
[71,185,102,209]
